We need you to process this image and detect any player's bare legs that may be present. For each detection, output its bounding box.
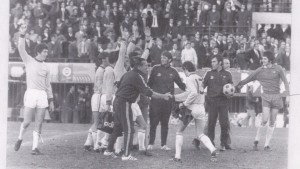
[15,107,35,151]
[254,107,270,150]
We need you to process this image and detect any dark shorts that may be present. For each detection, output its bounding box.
[262,93,283,109]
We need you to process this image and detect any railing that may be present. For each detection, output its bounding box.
[183,25,251,37]
[251,0,292,13]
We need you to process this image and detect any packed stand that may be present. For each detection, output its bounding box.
[8,0,290,69]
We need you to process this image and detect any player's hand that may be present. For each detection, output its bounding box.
[286,96,290,107]
[49,101,55,113]
[147,38,154,49]
[19,24,27,35]
[162,93,170,100]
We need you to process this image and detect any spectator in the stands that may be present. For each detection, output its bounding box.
[77,34,90,60]
[236,4,251,35]
[245,39,262,70]
[47,34,62,59]
[222,2,235,34]
[196,39,210,69]
[148,37,163,66]
[181,41,198,68]
[170,43,181,67]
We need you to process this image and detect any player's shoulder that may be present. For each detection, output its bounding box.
[273,64,284,71]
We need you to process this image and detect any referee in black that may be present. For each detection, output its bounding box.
[202,55,233,150]
[147,51,186,150]
[104,56,171,161]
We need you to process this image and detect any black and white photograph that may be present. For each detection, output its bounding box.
[0,0,300,168]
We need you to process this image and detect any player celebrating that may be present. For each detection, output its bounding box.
[171,61,217,162]
[83,54,108,152]
[14,24,54,155]
[236,51,289,151]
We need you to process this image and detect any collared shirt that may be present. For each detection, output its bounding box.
[93,66,105,94]
[148,64,186,94]
[203,68,233,98]
[238,65,289,94]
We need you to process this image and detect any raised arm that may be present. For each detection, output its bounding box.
[104,68,115,105]
[114,41,127,82]
[18,25,32,64]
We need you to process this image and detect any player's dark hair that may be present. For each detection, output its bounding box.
[130,56,146,69]
[107,51,119,64]
[211,55,223,65]
[162,51,173,61]
[35,43,48,55]
[263,51,275,63]
[182,61,196,72]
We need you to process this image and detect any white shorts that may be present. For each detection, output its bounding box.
[100,94,115,112]
[131,102,142,121]
[24,89,48,109]
[187,104,206,120]
[91,93,101,112]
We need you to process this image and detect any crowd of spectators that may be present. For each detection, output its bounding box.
[8,0,290,71]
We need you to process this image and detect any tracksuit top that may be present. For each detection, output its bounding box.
[18,36,53,100]
[148,65,186,95]
[203,68,233,99]
[115,68,153,103]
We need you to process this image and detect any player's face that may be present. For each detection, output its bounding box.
[211,58,220,70]
[161,55,171,66]
[262,56,270,66]
[40,49,48,61]
[223,59,230,70]
[139,60,148,74]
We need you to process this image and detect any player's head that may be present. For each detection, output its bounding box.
[223,58,230,70]
[182,61,196,76]
[106,51,118,65]
[35,43,49,61]
[262,51,275,66]
[98,52,108,67]
[211,55,223,70]
[161,51,173,66]
[130,56,148,74]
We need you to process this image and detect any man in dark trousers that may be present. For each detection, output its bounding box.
[147,51,186,150]
[103,56,171,161]
[202,55,233,150]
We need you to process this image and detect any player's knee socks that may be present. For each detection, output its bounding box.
[84,129,93,146]
[18,123,27,140]
[96,130,103,145]
[175,133,183,159]
[115,136,124,153]
[133,132,138,145]
[138,129,146,150]
[198,134,216,153]
[32,131,39,150]
[101,133,110,146]
[255,124,266,142]
[265,126,275,147]
[92,131,99,150]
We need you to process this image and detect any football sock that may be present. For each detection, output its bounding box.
[96,130,103,145]
[265,126,275,147]
[133,132,138,145]
[18,124,26,140]
[92,131,98,150]
[115,136,124,153]
[138,129,146,150]
[255,124,265,142]
[199,134,216,153]
[175,133,183,159]
[101,133,110,146]
[84,129,93,146]
[32,131,39,150]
